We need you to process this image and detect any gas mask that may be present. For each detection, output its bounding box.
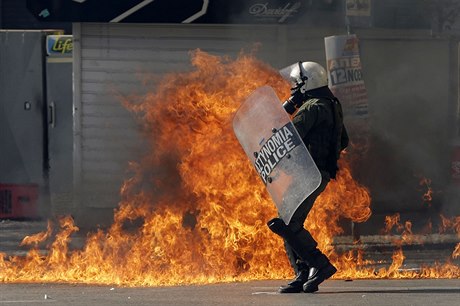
[282,62,309,115]
[279,61,328,115]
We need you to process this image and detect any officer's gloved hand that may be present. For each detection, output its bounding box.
[289,87,305,108]
[282,88,305,115]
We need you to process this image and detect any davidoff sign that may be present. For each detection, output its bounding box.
[249,2,302,23]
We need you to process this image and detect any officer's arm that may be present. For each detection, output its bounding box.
[292,105,318,139]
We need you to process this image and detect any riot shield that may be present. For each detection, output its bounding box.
[233,86,322,225]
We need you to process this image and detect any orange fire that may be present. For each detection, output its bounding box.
[0,50,459,285]
[419,177,433,205]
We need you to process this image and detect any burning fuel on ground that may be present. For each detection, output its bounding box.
[0,50,459,286]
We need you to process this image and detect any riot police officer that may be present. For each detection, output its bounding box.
[268,61,349,293]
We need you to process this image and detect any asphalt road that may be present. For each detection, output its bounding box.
[2,220,460,305]
[1,279,460,306]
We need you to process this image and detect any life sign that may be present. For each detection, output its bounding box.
[46,35,73,56]
[254,123,301,185]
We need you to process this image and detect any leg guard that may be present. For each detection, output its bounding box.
[267,218,326,268]
[284,240,308,275]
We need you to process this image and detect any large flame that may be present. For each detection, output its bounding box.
[0,50,459,285]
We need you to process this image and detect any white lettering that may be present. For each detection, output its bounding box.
[284,138,295,152]
[267,139,276,152]
[253,123,301,184]
[263,163,271,176]
[282,125,293,138]
[271,132,284,147]
[276,145,287,159]
[328,57,361,70]
[249,2,301,23]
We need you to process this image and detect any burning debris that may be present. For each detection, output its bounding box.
[0,50,459,286]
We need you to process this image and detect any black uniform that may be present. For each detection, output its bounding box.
[268,86,348,293]
[293,91,348,179]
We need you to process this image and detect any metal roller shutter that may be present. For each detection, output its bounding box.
[73,22,330,215]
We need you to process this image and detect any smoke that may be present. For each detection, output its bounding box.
[359,40,457,225]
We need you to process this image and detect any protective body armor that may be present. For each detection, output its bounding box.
[292,91,348,179]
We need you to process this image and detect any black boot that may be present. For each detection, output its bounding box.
[302,258,337,293]
[279,242,309,293]
[267,219,324,294]
[279,269,316,293]
[267,218,322,268]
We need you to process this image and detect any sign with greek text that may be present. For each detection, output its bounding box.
[325,34,370,154]
[254,123,301,185]
[233,86,321,224]
[325,34,368,107]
